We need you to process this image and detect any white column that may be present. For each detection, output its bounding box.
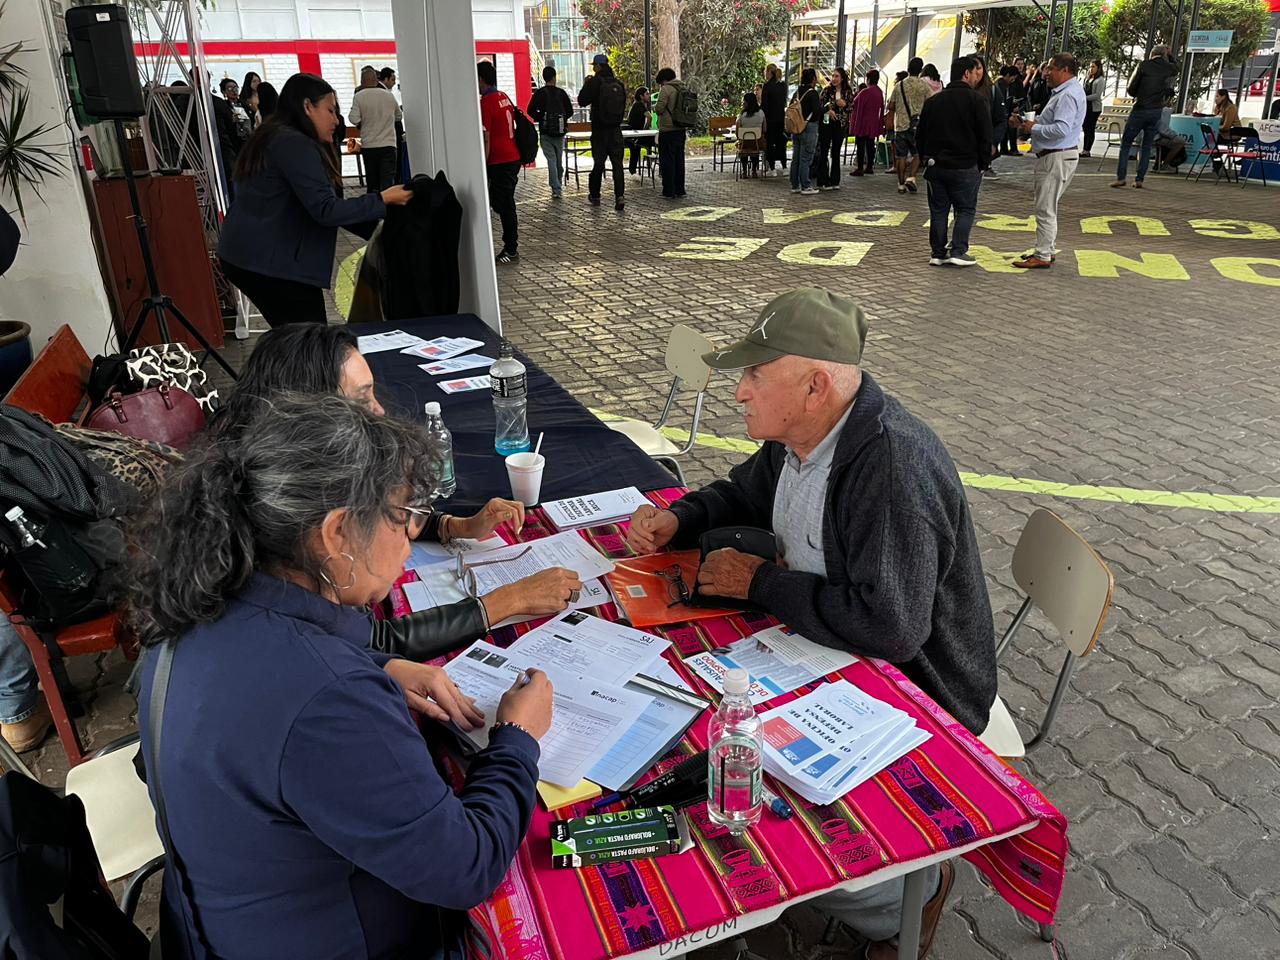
[0,0,114,351]
[391,0,502,332]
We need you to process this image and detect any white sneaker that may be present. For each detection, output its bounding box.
[946,253,977,267]
[928,257,946,266]
[791,187,801,193]
[800,187,820,195]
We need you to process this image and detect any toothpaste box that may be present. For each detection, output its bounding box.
[550,805,683,869]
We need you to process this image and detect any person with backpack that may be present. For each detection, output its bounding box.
[787,67,823,194]
[477,60,522,264]
[577,53,628,211]
[890,57,935,195]
[527,64,574,199]
[655,67,695,198]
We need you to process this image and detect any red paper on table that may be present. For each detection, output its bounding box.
[605,550,737,628]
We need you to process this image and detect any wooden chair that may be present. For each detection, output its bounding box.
[709,117,736,171]
[980,509,1115,758]
[605,324,712,485]
[563,121,593,190]
[2,324,138,768]
[734,129,764,180]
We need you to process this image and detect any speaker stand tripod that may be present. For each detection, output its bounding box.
[111,119,237,380]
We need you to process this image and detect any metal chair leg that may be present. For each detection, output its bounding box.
[654,456,686,486]
[1038,922,1056,942]
[120,856,166,920]
[0,736,34,779]
[1025,652,1078,750]
[995,597,1032,661]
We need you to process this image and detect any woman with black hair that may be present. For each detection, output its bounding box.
[242,70,261,95]
[256,80,279,118]
[627,86,652,175]
[218,73,412,327]
[761,63,788,175]
[209,323,584,660]
[816,66,853,190]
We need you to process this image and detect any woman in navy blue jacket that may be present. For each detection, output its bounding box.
[219,73,412,326]
[129,395,552,959]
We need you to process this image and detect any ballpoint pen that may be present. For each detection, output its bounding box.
[760,783,794,819]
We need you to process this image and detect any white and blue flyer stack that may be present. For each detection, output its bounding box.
[760,679,931,805]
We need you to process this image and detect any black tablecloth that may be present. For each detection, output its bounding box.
[353,316,675,511]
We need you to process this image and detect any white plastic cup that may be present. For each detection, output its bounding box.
[505,452,546,506]
[1024,111,1036,122]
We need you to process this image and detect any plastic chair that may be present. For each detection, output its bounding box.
[979,509,1114,758]
[64,733,165,914]
[605,324,712,485]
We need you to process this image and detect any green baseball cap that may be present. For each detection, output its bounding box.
[702,288,869,370]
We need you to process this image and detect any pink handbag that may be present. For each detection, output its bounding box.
[85,382,205,451]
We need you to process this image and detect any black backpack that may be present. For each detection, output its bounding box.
[594,76,627,125]
[538,89,567,137]
[513,108,539,164]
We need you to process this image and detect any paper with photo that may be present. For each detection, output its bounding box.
[684,625,857,705]
[438,376,491,394]
[419,354,495,376]
[506,611,669,686]
[357,329,426,354]
[444,641,651,786]
[402,336,486,361]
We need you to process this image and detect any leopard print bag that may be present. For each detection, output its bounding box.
[52,422,183,502]
[126,343,219,413]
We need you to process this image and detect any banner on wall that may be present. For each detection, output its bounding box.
[1239,119,1280,182]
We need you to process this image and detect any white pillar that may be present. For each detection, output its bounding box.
[0,0,114,352]
[391,0,502,332]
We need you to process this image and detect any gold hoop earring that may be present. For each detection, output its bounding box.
[319,552,357,592]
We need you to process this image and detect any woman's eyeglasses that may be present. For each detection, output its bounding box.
[390,504,433,540]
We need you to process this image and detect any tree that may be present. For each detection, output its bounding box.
[1098,0,1270,99]
[964,3,1105,69]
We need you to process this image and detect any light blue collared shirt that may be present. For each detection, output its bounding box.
[1031,78,1086,152]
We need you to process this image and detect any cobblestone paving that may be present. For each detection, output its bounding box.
[25,150,1279,959]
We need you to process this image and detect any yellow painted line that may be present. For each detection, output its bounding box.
[590,409,1280,514]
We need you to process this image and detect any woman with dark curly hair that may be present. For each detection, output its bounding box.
[132,395,554,959]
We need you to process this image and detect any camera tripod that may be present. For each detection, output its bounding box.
[111,118,237,380]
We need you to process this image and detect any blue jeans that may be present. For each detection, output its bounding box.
[790,122,819,189]
[1117,107,1162,182]
[925,165,982,257]
[0,617,37,724]
[540,134,564,196]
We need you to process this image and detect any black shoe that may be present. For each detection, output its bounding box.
[615,199,625,211]
[589,196,601,206]
[676,192,687,198]
[496,248,518,264]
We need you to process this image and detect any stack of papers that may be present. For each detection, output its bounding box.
[760,679,931,805]
[401,336,486,361]
[356,329,426,354]
[684,625,857,705]
[542,487,650,531]
[444,611,684,788]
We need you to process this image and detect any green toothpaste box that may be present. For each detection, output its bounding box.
[550,806,683,869]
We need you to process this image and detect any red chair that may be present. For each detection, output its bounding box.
[2,324,138,767]
[1186,122,1227,183]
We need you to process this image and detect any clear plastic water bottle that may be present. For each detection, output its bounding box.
[489,339,530,456]
[707,668,763,834]
[423,402,457,498]
[4,506,45,549]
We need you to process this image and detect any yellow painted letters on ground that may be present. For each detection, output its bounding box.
[776,241,874,266]
[1074,250,1190,280]
[762,208,833,224]
[831,210,911,227]
[659,206,741,222]
[976,213,1036,232]
[967,246,1028,274]
[1079,215,1171,236]
[660,237,769,261]
[1188,219,1280,241]
[1210,256,1280,286]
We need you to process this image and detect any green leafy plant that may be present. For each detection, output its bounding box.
[0,2,63,224]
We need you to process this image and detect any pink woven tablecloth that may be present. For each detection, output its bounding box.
[393,488,1066,960]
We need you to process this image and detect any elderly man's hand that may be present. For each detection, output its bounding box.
[626,505,679,554]
[696,548,766,600]
[383,660,485,730]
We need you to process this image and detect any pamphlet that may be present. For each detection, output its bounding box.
[542,487,650,531]
[402,566,610,627]
[356,329,426,354]
[684,625,857,705]
[418,354,495,376]
[438,376,491,394]
[402,336,486,361]
[461,531,614,596]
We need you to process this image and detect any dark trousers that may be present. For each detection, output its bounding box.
[628,135,654,173]
[855,135,876,170]
[1000,124,1019,154]
[362,146,397,193]
[486,160,520,253]
[658,130,686,197]
[220,258,326,327]
[925,165,982,258]
[589,125,625,200]
[765,122,787,168]
[1117,107,1162,182]
[1082,109,1101,152]
[816,124,845,187]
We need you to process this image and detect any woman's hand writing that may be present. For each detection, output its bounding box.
[496,668,554,739]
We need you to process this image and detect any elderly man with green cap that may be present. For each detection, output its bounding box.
[627,287,997,959]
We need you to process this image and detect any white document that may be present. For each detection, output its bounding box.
[506,611,670,686]
[408,533,505,569]
[541,487,650,531]
[463,531,614,597]
[404,566,610,627]
[444,641,651,787]
[684,625,857,705]
[419,354,495,376]
[357,329,426,354]
[437,375,491,394]
[402,336,486,361]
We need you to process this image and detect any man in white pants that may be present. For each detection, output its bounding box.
[1013,53,1085,269]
